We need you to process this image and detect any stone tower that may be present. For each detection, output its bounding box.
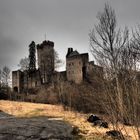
[66,48,89,84]
[37,40,54,83]
[12,70,23,93]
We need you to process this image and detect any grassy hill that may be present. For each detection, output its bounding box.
[0,100,138,140]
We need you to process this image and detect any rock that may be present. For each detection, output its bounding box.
[0,135,8,140]
[93,120,108,128]
[93,120,102,126]
[100,121,108,128]
[87,115,100,123]
[87,115,108,128]
[123,118,132,126]
[0,117,73,140]
[16,136,25,140]
[106,130,124,139]
[71,126,80,135]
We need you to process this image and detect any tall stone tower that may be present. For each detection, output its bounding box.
[37,40,54,83]
[66,48,89,84]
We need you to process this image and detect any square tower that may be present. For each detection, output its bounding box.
[66,48,89,84]
[37,40,54,83]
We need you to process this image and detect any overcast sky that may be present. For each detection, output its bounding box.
[0,0,140,71]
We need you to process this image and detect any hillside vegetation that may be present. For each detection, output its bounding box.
[0,100,139,140]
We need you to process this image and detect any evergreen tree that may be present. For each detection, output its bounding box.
[29,41,36,70]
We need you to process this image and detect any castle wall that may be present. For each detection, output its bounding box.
[86,62,103,80]
[23,70,41,91]
[12,70,23,93]
[81,53,89,66]
[52,71,67,83]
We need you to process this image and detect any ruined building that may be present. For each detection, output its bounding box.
[12,40,103,93]
[12,40,54,93]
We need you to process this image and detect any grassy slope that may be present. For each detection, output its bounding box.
[0,100,137,140]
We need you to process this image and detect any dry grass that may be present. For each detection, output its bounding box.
[0,100,138,140]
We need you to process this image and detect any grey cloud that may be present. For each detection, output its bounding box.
[0,0,140,71]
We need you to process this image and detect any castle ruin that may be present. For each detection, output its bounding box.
[12,40,103,93]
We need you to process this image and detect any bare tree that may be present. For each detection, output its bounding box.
[54,50,63,70]
[18,57,29,71]
[2,66,11,87]
[90,3,140,139]
[90,3,128,117]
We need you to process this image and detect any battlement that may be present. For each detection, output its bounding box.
[37,40,54,49]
